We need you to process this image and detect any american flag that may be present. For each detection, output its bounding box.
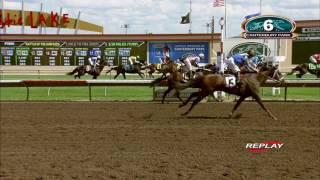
[213,0,224,7]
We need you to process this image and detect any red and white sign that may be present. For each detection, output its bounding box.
[246,141,284,153]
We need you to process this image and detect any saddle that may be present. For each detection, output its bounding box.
[124,64,133,71]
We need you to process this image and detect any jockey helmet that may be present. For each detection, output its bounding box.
[199,53,205,59]
[247,49,256,58]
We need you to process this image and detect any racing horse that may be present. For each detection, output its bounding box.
[67,60,107,79]
[178,63,282,120]
[151,63,222,104]
[106,62,147,79]
[150,61,188,103]
[147,60,180,79]
[287,63,320,78]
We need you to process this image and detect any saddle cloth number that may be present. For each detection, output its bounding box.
[225,76,236,87]
[309,63,320,70]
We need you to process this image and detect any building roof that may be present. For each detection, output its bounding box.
[0,33,221,41]
[295,20,320,28]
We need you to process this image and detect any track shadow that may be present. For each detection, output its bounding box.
[181,114,246,120]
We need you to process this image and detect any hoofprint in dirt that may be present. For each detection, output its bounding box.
[0,102,319,179]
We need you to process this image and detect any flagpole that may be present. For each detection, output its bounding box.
[21,0,25,34]
[1,0,6,34]
[224,0,227,39]
[189,0,192,34]
[260,0,262,15]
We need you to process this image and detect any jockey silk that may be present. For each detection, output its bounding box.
[231,54,247,65]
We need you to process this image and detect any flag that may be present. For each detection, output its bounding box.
[180,13,190,24]
[213,0,224,7]
[244,13,261,20]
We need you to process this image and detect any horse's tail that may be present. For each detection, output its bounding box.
[175,76,203,91]
[67,68,78,75]
[150,75,168,87]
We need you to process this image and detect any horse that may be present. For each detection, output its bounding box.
[150,63,223,104]
[179,60,202,80]
[106,62,146,79]
[287,63,320,78]
[147,61,180,79]
[67,60,107,79]
[178,63,282,120]
[150,61,188,103]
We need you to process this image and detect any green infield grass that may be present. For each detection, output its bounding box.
[0,74,319,101]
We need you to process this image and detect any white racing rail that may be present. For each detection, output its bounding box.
[0,79,319,101]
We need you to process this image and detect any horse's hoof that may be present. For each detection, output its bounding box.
[181,112,189,116]
[228,113,233,119]
[233,113,242,119]
[272,116,278,120]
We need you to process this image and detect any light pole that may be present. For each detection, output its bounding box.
[214,17,226,101]
[219,17,225,73]
[121,24,130,34]
[206,23,210,33]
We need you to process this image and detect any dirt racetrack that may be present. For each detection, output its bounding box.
[0,102,319,180]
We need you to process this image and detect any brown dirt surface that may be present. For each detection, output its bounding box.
[0,102,319,179]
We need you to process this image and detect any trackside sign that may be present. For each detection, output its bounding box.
[242,15,296,39]
[246,141,284,153]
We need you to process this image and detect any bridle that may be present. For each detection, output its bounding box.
[264,68,283,83]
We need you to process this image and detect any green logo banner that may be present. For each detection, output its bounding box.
[242,15,296,39]
[230,42,270,56]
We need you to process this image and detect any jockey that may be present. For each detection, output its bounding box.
[182,53,204,72]
[88,55,100,70]
[224,49,256,81]
[129,56,142,65]
[163,45,170,63]
[309,54,320,64]
[249,55,264,67]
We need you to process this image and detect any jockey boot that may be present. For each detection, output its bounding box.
[236,72,241,84]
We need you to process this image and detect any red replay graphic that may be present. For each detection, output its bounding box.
[245,141,284,153]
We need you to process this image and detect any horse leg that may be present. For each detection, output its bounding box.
[114,73,120,79]
[252,93,278,120]
[149,72,154,79]
[182,90,209,116]
[122,72,126,79]
[179,91,201,108]
[228,96,246,118]
[138,72,144,79]
[162,87,173,104]
[175,90,183,102]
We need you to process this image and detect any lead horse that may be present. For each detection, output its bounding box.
[178,63,282,120]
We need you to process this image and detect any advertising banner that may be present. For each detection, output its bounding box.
[148,42,209,64]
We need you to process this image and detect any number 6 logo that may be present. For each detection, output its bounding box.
[264,19,274,31]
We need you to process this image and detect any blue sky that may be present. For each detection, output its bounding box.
[1,0,320,36]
